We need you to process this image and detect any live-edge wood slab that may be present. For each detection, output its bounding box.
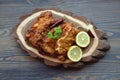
[14,8,110,68]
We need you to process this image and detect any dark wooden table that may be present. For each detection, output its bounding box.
[0,0,120,80]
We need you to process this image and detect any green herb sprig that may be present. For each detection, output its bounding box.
[48,27,62,39]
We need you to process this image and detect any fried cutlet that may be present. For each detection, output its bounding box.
[26,11,79,61]
[25,11,55,48]
[55,22,79,56]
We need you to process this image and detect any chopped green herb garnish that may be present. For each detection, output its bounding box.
[48,32,54,38]
[48,27,62,39]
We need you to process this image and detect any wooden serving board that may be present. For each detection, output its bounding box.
[14,8,110,68]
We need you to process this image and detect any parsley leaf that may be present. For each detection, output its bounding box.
[48,32,54,38]
[48,26,62,39]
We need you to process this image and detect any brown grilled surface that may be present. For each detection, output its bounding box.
[55,22,79,60]
[25,11,55,48]
[0,0,119,80]
[24,11,80,61]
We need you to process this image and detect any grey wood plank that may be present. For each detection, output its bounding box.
[0,0,120,80]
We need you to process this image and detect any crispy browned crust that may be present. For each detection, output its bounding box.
[13,8,110,68]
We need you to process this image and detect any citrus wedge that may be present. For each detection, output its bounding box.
[76,31,90,47]
[67,45,82,62]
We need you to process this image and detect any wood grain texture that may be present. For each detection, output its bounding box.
[0,0,120,80]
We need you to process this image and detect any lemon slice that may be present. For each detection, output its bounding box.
[67,45,82,62]
[76,31,90,47]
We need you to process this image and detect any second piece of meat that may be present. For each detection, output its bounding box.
[55,22,79,58]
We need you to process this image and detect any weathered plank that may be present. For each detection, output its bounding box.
[0,0,120,80]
